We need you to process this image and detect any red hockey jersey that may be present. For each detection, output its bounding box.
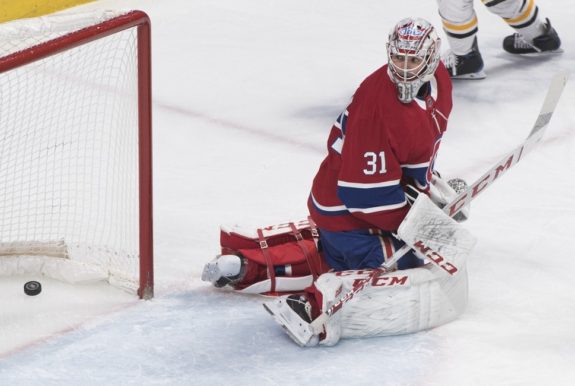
[308,63,452,232]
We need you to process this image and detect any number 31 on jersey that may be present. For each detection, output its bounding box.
[363,151,386,175]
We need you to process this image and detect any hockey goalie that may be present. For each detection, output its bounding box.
[202,17,476,347]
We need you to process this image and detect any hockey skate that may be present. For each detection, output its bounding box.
[442,37,485,80]
[201,254,245,288]
[503,18,562,55]
[263,294,319,347]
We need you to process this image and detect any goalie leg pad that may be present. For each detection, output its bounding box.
[265,265,468,346]
[205,220,329,294]
[337,265,469,338]
[266,265,469,346]
[202,239,328,293]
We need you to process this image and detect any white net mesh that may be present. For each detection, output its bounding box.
[0,11,144,292]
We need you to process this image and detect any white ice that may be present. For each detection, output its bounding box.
[1,0,574,385]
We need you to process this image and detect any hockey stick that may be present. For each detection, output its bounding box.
[379,70,568,272]
[306,71,569,338]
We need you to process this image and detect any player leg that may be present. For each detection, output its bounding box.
[202,239,327,294]
[481,0,561,54]
[318,228,424,272]
[202,219,330,294]
[203,227,420,292]
[437,0,486,79]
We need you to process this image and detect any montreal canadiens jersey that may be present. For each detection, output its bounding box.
[308,62,452,232]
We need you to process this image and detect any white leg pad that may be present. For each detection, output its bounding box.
[338,264,468,338]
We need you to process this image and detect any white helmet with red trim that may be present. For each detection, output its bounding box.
[386,17,441,104]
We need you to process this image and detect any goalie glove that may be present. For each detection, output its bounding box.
[429,174,470,222]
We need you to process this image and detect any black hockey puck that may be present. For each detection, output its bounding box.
[24,281,42,296]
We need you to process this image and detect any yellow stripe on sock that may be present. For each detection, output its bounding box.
[442,16,478,33]
[505,0,535,25]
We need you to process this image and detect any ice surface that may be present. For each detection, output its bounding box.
[1,0,574,385]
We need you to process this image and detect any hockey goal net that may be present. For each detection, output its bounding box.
[0,10,153,298]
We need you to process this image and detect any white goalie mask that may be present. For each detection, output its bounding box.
[386,18,441,104]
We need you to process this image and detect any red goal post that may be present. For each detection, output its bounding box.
[0,10,153,299]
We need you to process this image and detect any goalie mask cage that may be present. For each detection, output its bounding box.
[0,10,153,299]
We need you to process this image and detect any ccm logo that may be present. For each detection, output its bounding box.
[350,275,409,290]
[371,275,409,287]
[413,240,458,275]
